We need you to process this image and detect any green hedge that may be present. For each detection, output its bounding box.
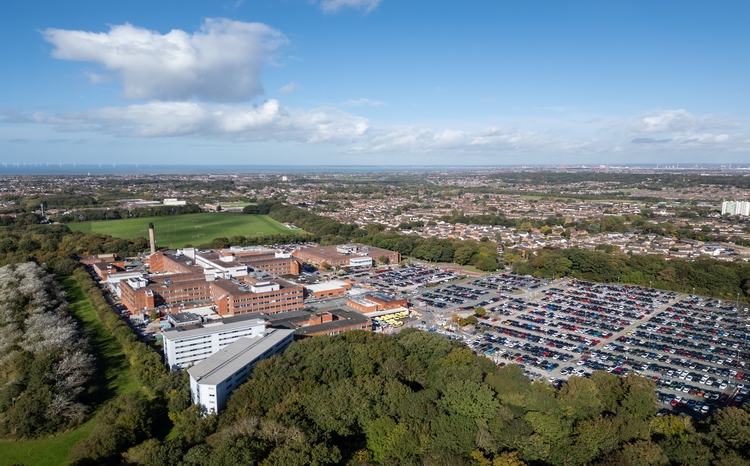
[72,269,169,393]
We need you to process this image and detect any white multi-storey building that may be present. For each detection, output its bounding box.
[722,200,750,216]
[187,328,294,413]
[162,318,267,370]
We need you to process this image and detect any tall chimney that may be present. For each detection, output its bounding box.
[148,223,156,254]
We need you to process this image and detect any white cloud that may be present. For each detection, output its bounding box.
[84,72,114,84]
[42,19,288,102]
[4,104,748,159]
[278,82,302,94]
[628,109,735,135]
[631,137,671,144]
[678,133,733,145]
[4,101,551,153]
[319,0,381,14]
[341,98,385,107]
[17,100,369,143]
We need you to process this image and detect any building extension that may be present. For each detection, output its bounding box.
[162,317,268,370]
[188,328,294,413]
[346,292,409,316]
[264,308,372,338]
[292,243,401,269]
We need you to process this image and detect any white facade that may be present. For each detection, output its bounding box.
[195,254,249,279]
[188,329,294,413]
[162,318,267,370]
[722,200,750,216]
[349,257,373,267]
[105,272,147,298]
[163,198,187,206]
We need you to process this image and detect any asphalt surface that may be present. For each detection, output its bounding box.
[377,269,749,420]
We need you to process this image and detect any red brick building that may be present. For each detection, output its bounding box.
[292,243,400,269]
[120,275,304,317]
[264,308,372,338]
[147,251,201,275]
[148,249,301,277]
[346,292,408,314]
[305,280,352,299]
[237,257,301,276]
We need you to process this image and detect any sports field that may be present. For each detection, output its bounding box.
[68,213,299,249]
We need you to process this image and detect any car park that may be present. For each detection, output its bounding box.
[448,276,746,418]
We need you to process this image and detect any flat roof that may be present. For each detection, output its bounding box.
[367,292,404,303]
[162,317,266,341]
[238,256,291,265]
[197,252,247,268]
[262,308,371,334]
[349,297,379,308]
[294,309,371,336]
[296,243,398,259]
[366,307,410,318]
[138,277,208,293]
[162,254,205,272]
[203,277,301,296]
[187,329,294,385]
[305,280,350,292]
[169,312,201,324]
[262,309,312,324]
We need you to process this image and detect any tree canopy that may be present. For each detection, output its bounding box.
[102,330,750,466]
[0,263,96,438]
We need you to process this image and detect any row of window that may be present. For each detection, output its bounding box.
[175,344,212,355]
[231,292,302,304]
[175,349,212,363]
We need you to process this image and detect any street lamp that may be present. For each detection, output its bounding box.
[649,280,652,289]
[693,286,696,297]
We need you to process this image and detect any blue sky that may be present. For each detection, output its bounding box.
[0,0,748,166]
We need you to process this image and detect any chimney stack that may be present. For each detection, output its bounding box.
[148,223,156,254]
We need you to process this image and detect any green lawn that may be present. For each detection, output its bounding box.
[68,213,299,249]
[0,276,138,466]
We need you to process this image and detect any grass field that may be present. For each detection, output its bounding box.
[68,213,299,249]
[0,276,138,466]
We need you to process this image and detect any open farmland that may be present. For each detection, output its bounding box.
[68,213,300,249]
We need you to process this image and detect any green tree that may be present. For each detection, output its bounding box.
[558,377,603,420]
[438,379,499,419]
[454,246,476,265]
